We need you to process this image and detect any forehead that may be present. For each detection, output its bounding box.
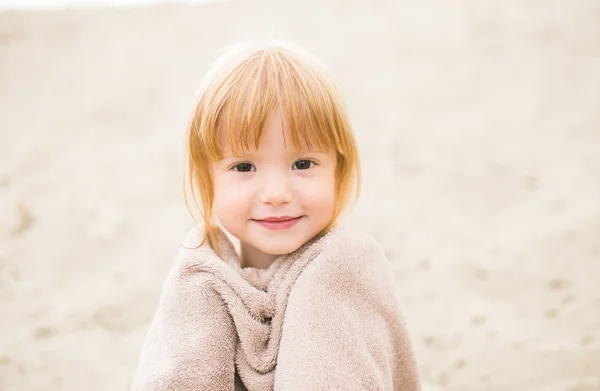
[219,112,326,156]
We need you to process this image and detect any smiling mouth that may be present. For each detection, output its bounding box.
[253,216,303,230]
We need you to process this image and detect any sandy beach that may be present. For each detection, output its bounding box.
[1,1,599,390]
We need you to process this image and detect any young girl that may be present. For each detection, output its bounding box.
[130,39,421,391]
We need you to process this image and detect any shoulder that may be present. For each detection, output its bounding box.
[316,227,389,274]
[293,227,394,298]
[157,224,224,298]
[179,224,206,249]
[168,224,215,278]
[333,228,388,264]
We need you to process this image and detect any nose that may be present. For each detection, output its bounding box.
[259,170,292,205]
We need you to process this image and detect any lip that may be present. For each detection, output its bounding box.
[253,216,303,230]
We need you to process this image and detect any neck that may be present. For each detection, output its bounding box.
[239,242,278,269]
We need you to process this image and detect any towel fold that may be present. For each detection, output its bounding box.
[129,225,421,391]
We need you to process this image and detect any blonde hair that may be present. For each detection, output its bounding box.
[183,39,361,257]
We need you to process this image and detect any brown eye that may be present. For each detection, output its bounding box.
[234,163,254,172]
[293,160,314,170]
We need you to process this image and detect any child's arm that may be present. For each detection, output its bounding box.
[275,233,421,390]
[129,229,237,391]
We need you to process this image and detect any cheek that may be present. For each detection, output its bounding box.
[212,176,253,221]
[299,175,336,214]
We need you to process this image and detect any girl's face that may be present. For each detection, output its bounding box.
[211,112,336,265]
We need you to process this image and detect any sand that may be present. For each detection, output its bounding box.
[1,1,599,390]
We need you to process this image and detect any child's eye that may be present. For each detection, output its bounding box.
[293,159,315,170]
[232,162,255,172]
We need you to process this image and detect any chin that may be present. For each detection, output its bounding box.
[255,239,304,256]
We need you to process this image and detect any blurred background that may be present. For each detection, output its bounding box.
[1,0,599,390]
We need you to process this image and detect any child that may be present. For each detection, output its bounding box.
[129,39,421,391]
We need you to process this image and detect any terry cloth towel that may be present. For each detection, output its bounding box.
[129,225,421,391]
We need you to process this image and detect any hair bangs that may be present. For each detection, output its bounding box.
[199,53,276,160]
[201,48,346,159]
[274,52,345,155]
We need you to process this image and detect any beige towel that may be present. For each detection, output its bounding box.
[129,225,421,391]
